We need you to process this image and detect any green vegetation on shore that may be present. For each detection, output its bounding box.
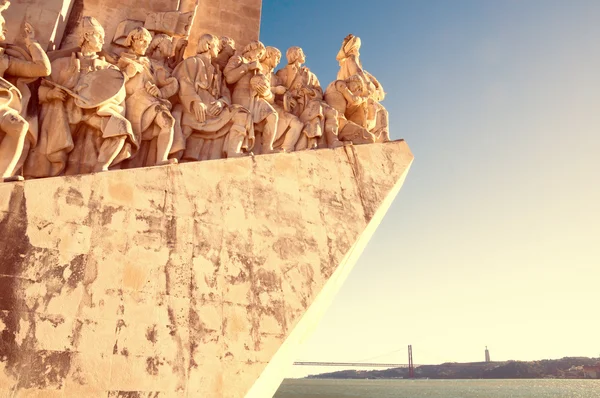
[307,357,600,379]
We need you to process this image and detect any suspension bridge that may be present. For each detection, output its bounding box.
[293,345,418,377]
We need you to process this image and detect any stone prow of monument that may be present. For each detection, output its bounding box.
[0,140,413,397]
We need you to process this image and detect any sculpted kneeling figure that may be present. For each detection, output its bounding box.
[0,12,50,181]
[118,27,178,168]
[25,16,138,178]
[324,74,376,144]
[173,33,253,160]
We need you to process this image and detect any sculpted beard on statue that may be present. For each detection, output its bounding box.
[24,16,138,178]
[173,33,254,161]
[118,27,178,169]
[0,10,51,181]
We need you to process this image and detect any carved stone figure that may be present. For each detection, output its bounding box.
[118,27,178,168]
[214,36,236,71]
[173,33,254,161]
[224,40,281,154]
[276,46,342,150]
[324,74,376,144]
[258,46,302,152]
[0,11,50,182]
[336,34,389,142]
[24,16,137,178]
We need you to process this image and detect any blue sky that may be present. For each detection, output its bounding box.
[260,0,600,377]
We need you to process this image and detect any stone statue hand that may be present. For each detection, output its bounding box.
[247,60,261,71]
[272,86,287,95]
[47,87,68,102]
[192,101,207,123]
[208,100,224,117]
[145,82,162,98]
[23,22,36,45]
[125,62,144,77]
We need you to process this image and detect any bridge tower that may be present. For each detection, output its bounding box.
[408,345,415,378]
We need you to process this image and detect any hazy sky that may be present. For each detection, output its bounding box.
[260,0,600,377]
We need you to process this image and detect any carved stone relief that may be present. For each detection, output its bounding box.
[0,0,390,182]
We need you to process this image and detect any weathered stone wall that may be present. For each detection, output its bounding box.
[60,0,183,50]
[184,0,262,58]
[0,141,413,397]
[4,0,261,55]
[3,0,77,50]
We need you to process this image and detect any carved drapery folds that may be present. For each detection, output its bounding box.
[0,3,390,181]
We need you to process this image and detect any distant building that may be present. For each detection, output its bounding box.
[583,364,600,379]
[485,346,490,363]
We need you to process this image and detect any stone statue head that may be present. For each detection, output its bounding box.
[286,46,305,65]
[219,36,236,55]
[336,34,361,61]
[147,34,174,60]
[197,33,219,58]
[125,27,152,56]
[242,41,266,62]
[346,74,365,95]
[262,46,281,70]
[79,17,105,53]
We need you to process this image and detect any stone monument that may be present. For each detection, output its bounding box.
[0,1,414,397]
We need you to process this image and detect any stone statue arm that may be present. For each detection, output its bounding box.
[336,80,365,106]
[223,56,250,85]
[5,41,51,79]
[305,71,323,100]
[38,57,77,103]
[118,57,143,80]
[155,67,179,99]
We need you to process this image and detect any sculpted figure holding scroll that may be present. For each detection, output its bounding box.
[25,17,137,178]
[0,11,50,181]
[336,34,389,142]
[224,40,280,154]
[276,46,342,150]
[173,33,253,160]
[118,28,178,168]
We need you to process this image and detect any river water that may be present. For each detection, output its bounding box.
[273,378,600,397]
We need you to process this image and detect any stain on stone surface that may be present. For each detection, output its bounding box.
[108,392,161,398]
[66,254,86,289]
[65,187,85,207]
[0,185,31,276]
[146,324,158,344]
[19,350,72,389]
[146,355,161,375]
[100,205,121,225]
